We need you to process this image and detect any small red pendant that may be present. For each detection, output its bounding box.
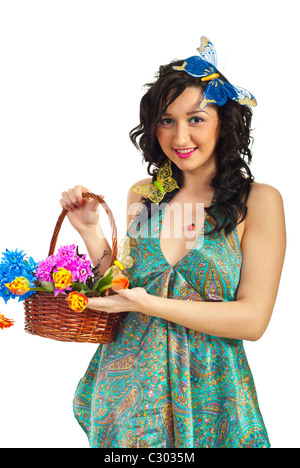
[187,223,196,231]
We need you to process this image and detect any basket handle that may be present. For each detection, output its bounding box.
[48,192,118,266]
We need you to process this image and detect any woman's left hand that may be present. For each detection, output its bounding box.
[87,287,149,314]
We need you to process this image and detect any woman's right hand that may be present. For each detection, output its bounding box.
[60,185,104,235]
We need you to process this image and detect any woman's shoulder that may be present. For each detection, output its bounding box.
[237,181,285,253]
[248,181,284,206]
[127,177,153,204]
[129,177,153,188]
[246,181,284,226]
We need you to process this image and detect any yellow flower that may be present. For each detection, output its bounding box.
[67,291,88,313]
[52,268,73,290]
[5,277,30,296]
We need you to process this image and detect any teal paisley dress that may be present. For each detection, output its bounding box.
[73,196,270,448]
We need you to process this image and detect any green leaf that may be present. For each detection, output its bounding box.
[40,281,54,292]
[85,290,101,298]
[71,282,89,292]
[93,267,114,294]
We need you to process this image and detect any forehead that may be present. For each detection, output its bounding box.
[165,87,216,115]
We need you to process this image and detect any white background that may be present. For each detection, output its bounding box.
[0,0,298,448]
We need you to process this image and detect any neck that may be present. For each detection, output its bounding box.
[181,160,217,197]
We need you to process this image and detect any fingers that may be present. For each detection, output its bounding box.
[60,185,105,211]
[60,185,83,211]
[87,288,147,314]
[60,194,80,212]
[87,296,120,313]
[113,287,130,296]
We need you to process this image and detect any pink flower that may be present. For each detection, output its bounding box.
[36,255,56,282]
[36,245,93,287]
[75,255,93,283]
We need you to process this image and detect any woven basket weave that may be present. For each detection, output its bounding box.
[24,193,124,344]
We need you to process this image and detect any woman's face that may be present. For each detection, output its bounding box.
[156,86,220,177]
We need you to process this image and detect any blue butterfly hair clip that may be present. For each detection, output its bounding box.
[173,36,257,109]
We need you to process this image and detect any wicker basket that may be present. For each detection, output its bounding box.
[24,192,124,344]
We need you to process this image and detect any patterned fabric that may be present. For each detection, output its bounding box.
[73,195,270,448]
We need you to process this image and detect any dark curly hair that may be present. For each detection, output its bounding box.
[129,60,255,236]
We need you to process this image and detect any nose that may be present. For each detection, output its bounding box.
[173,122,190,147]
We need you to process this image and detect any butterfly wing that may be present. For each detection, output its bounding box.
[157,159,180,185]
[223,82,257,106]
[149,189,165,204]
[173,56,216,77]
[199,80,229,109]
[111,264,121,276]
[130,182,165,205]
[157,159,179,194]
[131,183,156,198]
[157,159,172,179]
[197,36,217,68]
[161,177,179,193]
[117,236,134,270]
[117,236,131,259]
[121,255,134,270]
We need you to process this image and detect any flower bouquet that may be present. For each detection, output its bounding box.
[0,244,130,342]
[0,243,130,342]
[0,192,132,343]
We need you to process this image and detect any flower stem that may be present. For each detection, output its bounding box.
[96,284,112,295]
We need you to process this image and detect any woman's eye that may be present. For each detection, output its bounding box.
[189,116,204,124]
[158,116,204,126]
[159,118,174,126]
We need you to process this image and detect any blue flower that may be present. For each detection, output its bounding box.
[1,249,26,265]
[0,283,14,304]
[0,248,38,303]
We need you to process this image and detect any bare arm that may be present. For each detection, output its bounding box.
[60,185,112,273]
[88,183,286,341]
[136,183,286,340]
[80,227,112,274]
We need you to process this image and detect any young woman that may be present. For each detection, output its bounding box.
[60,38,286,448]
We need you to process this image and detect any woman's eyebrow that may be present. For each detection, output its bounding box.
[187,110,208,115]
[162,110,208,116]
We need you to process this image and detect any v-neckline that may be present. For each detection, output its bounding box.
[158,191,217,268]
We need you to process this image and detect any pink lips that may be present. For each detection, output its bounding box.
[173,148,197,159]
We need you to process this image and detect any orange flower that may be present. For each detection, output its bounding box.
[67,291,88,313]
[0,314,15,330]
[53,268,73,290]
[111,274,130,291]
[5,277,30,295]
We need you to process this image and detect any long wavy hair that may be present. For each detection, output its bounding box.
[129,60,255,236]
